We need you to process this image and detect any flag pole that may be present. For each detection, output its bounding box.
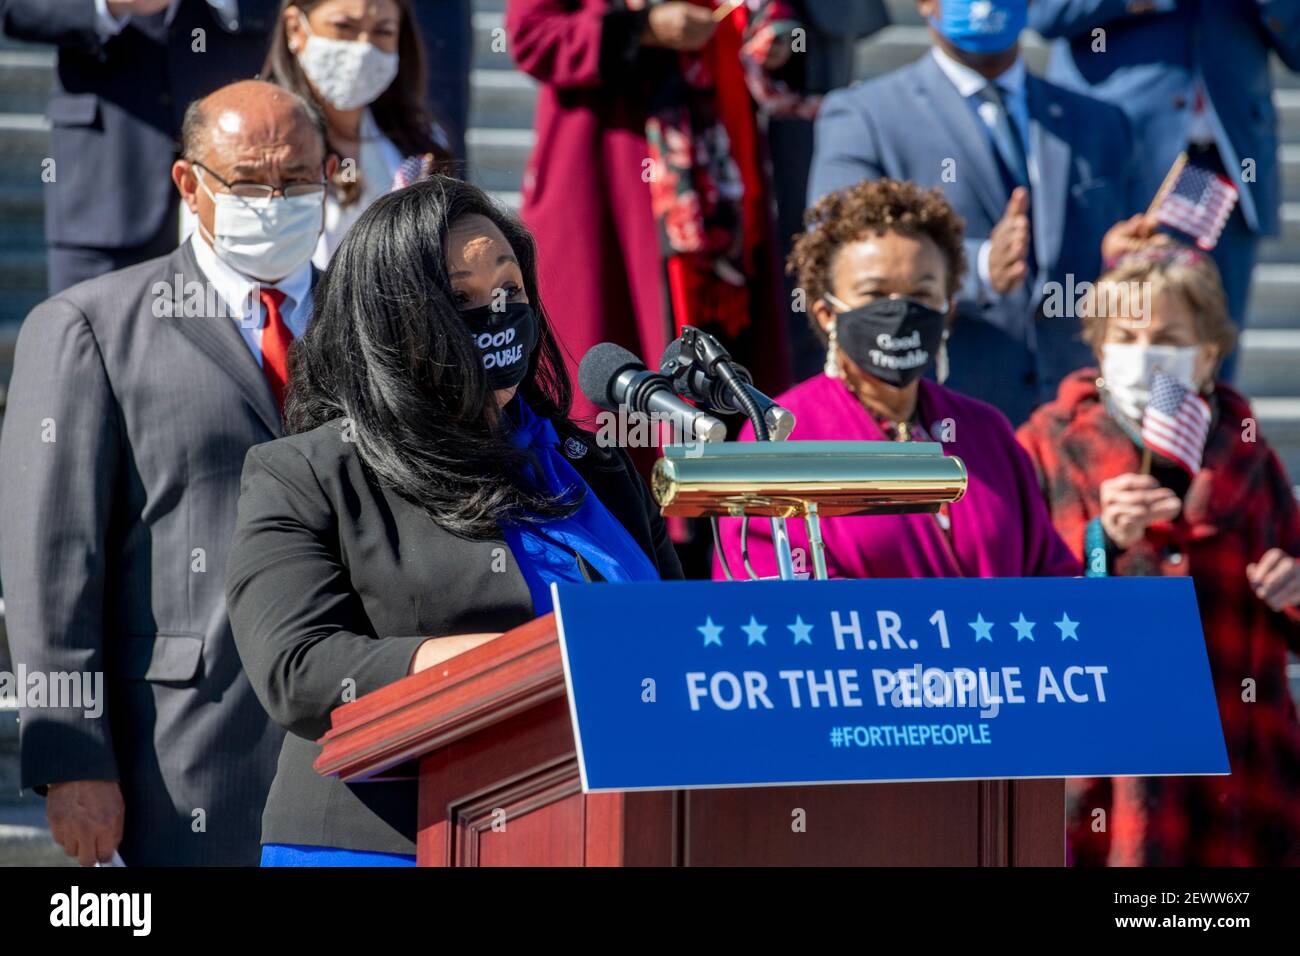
[1147,152,1188,218]
[1134,158,1184,478]
[713,0,744,21]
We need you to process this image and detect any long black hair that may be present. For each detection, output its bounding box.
[261,0,455,204]
[286,176,585,539]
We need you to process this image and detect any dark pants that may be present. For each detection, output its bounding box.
[1187,143,1260,384]
[769,115,824,383]
[414,0,473,164]
[1207,206,1257,384]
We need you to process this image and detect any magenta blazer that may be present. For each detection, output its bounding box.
[712,374,1080,580]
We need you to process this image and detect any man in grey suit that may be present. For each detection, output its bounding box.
[0,79,332,865]
[808,0,1141,425]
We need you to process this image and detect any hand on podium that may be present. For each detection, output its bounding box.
[409,633,503,674]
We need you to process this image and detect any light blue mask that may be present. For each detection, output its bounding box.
[930,0,1027,54]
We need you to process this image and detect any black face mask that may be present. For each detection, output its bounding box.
[831,296,947,388]
[459,301,538,391]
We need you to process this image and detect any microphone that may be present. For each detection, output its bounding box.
[578,342,727,444]
[660,335,751,412]
[736,384,797,442]
[660,331,796,441]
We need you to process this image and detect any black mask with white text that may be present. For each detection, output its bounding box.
[459,301,538,390]
[831,297,947,388]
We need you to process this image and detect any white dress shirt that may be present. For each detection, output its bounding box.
[189,232,313,367]
[931,45,1033,179]
[931,46,1035,301]
[313,108,404,268]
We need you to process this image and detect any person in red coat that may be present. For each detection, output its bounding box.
[1017,243,1300,866]
[505,0,802,422]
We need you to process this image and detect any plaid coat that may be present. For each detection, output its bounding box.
[1017,369,1300,866]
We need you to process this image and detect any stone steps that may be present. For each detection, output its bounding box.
[0,801,71,867]
[1238,328,1300,399]
[0,1,1294,427]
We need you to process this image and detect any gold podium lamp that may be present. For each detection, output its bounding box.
[652,441,967,580]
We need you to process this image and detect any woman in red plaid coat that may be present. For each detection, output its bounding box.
[1017,244,1300,866]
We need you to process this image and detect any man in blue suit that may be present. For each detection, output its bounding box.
[0,0,278,294]
[808,0,1140,424]
[1031,0,1300,381]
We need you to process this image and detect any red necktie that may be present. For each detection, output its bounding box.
[259,287,292,413]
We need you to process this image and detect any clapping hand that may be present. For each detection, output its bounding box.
[1247,549,1300,612]
[987,187,1032,295]
[644,2,717,52]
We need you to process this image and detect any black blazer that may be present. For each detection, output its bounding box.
[226,416,682,855]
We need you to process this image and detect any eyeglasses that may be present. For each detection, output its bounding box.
[191,161,327,200]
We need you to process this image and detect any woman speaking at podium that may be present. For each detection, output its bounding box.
[225,176,681,866]
[714,178,1078,581]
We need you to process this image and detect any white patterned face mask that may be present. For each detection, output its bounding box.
[1101,343,1201,422]
[295,13,400,111]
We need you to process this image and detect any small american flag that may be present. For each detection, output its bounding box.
[391,153,435,191]
[1142,369,1212,475]
[1152,156,1238,251]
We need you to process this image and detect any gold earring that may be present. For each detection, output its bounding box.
[824,319,842,379]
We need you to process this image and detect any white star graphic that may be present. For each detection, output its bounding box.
[788,615,813,645]
[969,613,994,642]
[697,617,723,647]
[741,616,767,646]
[1055,613,1080,641]
[1011,613,1036,642]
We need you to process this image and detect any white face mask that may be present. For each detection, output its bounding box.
[295,14,400,111]
[1100,343,1201,421]
[196,169,323,282]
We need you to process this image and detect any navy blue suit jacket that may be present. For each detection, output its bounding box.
[807,52,1140,425]
[1031,0,1300,236]
[0,0,278,249]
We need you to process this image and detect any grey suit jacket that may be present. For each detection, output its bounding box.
[808,52,1141,425]
[0,240,289,865]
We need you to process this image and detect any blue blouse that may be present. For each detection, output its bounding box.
[497,398,660,612]
[261,843,416,867]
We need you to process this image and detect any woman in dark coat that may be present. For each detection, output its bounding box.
[225,177,681,865]
[1017,244,1300,866]
[505,0,807,418]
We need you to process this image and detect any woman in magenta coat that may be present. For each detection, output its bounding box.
[713,178,1079,580]
[506,0,805,420]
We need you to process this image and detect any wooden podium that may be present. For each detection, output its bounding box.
[315,614,1063,866]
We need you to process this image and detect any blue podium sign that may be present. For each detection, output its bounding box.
[551,578,1229,792]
